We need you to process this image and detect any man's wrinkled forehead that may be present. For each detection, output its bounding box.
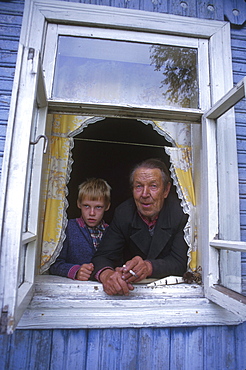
[133,167,163,182]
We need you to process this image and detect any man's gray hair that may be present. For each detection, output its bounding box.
[129,158,171,188]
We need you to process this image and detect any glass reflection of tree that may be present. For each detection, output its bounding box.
[150,45,198,108]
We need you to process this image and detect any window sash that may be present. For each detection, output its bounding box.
[202,76,246,319]
[0,46,48,334]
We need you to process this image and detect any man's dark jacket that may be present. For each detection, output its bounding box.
[92,193,189,278]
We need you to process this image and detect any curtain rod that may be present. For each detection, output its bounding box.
[73,137,165,149]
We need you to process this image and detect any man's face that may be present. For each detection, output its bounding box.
[77,196,109,228]
[133,167,170,221]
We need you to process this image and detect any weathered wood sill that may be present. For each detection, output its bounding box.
[17,275,240,329]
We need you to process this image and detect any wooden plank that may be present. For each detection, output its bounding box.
[169,0,197,18]
[170,327,204,369]
[224,0,246,25]
[100,329,122,369]
[28,330,53,370]
[118,329,139,369]
[197,0,224,21]
[63,330,87,369]
[8,330,32,369]
[235,322,246,369]
[0,330,10,369]
[86,330,104,370]
[151,328,170,368]
[49,329,88,369]
[220,326,237,370]
[138,328,156,369]
[185,326,204,368]
[203,326,221,369]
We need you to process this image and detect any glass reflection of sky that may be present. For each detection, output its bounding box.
[53,36,198,108]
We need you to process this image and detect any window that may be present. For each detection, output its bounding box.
[0,0,245,334]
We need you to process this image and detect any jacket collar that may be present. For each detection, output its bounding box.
[130,199,172,258]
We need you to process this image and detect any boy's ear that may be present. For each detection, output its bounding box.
[105,203,110,211]
[77,200,81,209]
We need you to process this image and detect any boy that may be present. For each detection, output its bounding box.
[49,178,111,280]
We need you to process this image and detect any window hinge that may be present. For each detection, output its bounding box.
[1,305,8,334]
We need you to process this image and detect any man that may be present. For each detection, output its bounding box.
[92,158,188,295]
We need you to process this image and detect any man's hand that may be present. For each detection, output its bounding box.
[121,256,152,283]
[99,268,134,296]
[76,263,94,281]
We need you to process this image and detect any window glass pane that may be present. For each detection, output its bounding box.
[53,36,198,109]
[219,249,243,295]
[18,244,27,287]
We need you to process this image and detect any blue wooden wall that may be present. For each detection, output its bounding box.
[0,0,246,369]
[0,326,246,369]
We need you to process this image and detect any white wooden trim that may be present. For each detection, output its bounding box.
[42,23,58,100]
[17,276,241,329]
[22,232,37,244]
[210,239,246,252]
[57,24,199,47]
[48,101,203,123]
[206,286,246,321]
[205,77,246,119]
[201,115,219,290]
[197,39,210,110]
[204,21,241,294]
[0,49,48,334]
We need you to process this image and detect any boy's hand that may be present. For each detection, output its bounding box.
[76,263,94,281]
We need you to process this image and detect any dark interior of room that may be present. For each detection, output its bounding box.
[66,117,174,223]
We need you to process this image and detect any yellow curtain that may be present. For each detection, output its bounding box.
[40,114,95,273]
[165,146,197,271]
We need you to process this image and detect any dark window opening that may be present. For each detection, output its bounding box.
[67,117,173,223]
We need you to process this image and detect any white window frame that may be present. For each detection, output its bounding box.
[0,0,245,333]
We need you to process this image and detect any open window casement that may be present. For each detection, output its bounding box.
[202,77,246,319]
[0,0,246,333]
[0,45,48,334]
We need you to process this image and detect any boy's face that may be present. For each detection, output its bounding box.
[77,196,109,228]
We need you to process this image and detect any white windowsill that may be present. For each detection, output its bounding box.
[17,275,240,329]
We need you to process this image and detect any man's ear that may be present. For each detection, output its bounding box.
[164,182,171,198]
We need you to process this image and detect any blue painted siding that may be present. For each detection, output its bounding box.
[0,0,24,172]
[231,24,246,293]
[0,325,246,369]
[0,1,246,369]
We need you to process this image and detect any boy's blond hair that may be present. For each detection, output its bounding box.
[77,178,111,206]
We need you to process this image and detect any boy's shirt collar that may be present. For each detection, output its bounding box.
[76,216,108,250]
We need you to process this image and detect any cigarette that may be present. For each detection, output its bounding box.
[123,265,137,277]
